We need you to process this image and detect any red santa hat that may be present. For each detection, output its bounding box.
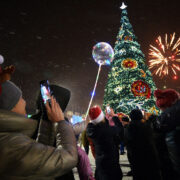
[154,89,180,110]
[89,105,104,125]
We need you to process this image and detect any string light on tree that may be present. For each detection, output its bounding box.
[114,86,122,94]
[119,49,126,55]
[103,2,157,114]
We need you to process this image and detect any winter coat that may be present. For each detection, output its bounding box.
[158,99,180,178]
[34,84,89,180]
[0,109,78,180]
[124,120,162,180]
[33,116,88,180]
[77,146,95,180]
[147,115,176,180]
[86,119,123,180]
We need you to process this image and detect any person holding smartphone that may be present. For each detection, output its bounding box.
[86,105,123,180]
[33,81,94,180]
[0,80,78,180]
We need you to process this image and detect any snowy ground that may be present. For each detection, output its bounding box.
[73,149,132,180]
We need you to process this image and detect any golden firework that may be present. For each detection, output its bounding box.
[149,33,180,78]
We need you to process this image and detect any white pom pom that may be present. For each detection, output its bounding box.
[0,55,4,64]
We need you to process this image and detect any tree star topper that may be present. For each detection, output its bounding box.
[120,2,127,10]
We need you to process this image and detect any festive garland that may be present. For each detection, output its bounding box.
[122,58,138,69]
[131,80,151,98]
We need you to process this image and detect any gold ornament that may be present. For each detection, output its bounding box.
[150,106,159,115]
[140,69,146,77]
[124,36,132,41]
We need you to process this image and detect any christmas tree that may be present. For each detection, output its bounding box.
[103,3,158,115]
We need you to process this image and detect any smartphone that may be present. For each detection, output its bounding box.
[40,80,52,104]
[106,106,111,114]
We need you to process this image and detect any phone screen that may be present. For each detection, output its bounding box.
[41,84,51,103]
[106,106,111,114]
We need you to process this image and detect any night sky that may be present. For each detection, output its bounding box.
[0,0,180,113]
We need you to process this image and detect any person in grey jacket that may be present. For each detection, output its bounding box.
[33,84,91,180]
[0,80,78,180]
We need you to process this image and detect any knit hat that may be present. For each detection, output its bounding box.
[154,89,180,109]
[0,80,22,110]
[89,106,104,125]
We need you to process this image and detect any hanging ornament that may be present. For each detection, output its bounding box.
[122,58,138,69]
[140,69,146,78]
[124,36,132,41]
[131,46,137,51]
[131,80,151,98]
[150,106,159,115]
[114,86,122,94]
[119,48,126,55]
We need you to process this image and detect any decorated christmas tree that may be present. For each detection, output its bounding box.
[103,3,158,115]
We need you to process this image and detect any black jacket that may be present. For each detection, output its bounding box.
[158,100,180,178]
[124,120,162,180]
[86,118,123,180]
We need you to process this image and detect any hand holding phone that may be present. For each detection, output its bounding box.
[106,106,111,114]
[45,96,64,122]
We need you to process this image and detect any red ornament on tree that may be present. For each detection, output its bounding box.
[122,59,137,69]
[131,80,151,98]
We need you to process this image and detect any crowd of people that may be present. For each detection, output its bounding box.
[0,66,180,180]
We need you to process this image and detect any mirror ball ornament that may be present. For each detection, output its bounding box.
[92,42,114,65]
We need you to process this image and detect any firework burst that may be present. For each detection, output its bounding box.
[149,33,180,78]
